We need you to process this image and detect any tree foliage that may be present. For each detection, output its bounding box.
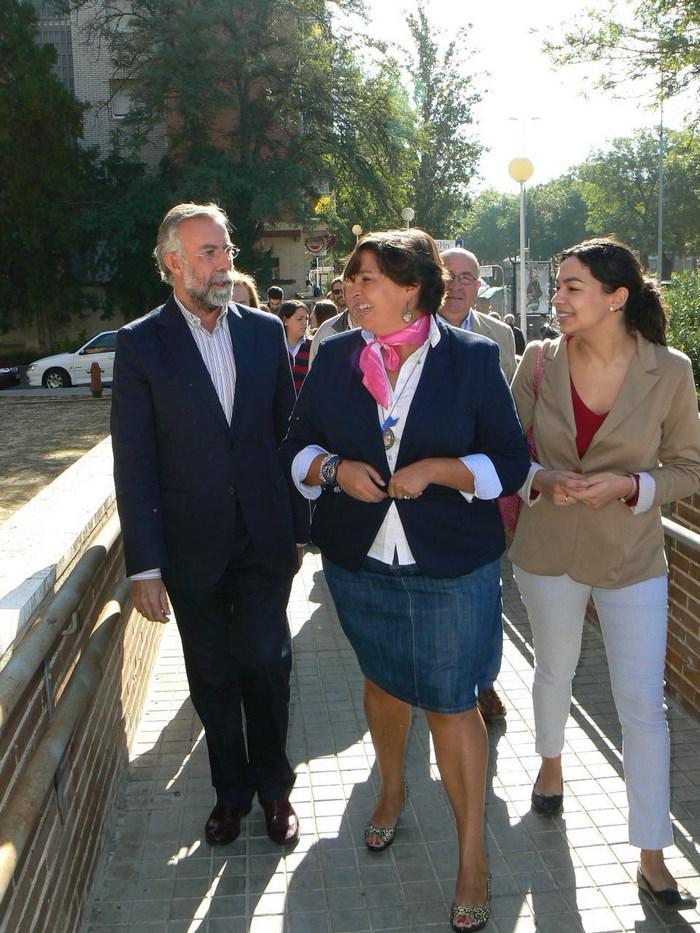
[69,0,414,274]
[542,0,700,104]
[665,272,700,389]
[0,0,96,348]
[405,4,482,238]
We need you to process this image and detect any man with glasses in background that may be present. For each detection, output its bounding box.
[439,247,517,723]
[328,276,348,313]
[111,202,307,850]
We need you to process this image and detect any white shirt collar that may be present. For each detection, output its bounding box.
[173,294,240,329]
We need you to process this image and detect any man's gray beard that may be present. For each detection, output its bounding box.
[185,281,233,310]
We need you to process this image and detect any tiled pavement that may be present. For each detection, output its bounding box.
[82,551,700,933]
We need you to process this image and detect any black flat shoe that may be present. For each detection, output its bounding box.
[637,866,697,910]
[531,770,563,816]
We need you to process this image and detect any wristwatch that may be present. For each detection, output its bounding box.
[319,453,343,489]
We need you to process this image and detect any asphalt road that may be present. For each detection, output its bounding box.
[0,394,111,523]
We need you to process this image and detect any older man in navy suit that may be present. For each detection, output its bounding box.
[111,203,307,848]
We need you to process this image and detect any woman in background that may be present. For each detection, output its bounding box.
[309,298,339,334]
[510,238,700,909]
[232,272,261,309]
[278,299,311,394]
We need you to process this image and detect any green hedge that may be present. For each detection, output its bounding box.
[665,272,700,394]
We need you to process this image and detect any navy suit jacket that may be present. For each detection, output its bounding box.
[111,296,308,589]
[281,320,529,577]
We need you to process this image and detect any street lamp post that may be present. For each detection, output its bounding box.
[508,157,534,337]
[401,207,415,229]
[351,224,363,244]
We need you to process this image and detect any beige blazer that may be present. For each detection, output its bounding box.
[470,311,517,383]
[508,333,700,587]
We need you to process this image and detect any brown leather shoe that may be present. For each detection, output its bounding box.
[205,802,252,846]
[477,687,507,720]
[262,799,300,845]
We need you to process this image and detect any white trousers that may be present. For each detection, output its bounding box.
[513,566,673,850]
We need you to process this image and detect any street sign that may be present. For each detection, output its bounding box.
[480,265,493,278]
[305,237,326,254]
[434,239,455,252]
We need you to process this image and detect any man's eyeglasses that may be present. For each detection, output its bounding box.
[193,245,240,262]
[447,272,479,285]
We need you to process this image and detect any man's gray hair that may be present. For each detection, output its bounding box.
[153,202,231,284]
[440,246,480,274]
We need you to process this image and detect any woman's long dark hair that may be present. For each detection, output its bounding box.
[559,237,667,346]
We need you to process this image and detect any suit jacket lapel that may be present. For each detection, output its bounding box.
[584,334,661,453]
[227,304,258,437]
[396,323,449,464]
[157,296,231,436]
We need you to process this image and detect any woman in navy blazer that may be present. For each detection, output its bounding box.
[282,230,529,932]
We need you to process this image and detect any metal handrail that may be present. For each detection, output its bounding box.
[0,512,121,732]
[0,579,130,903]
[662,515,700,552]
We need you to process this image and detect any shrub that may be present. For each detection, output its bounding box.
[664,272,700,393]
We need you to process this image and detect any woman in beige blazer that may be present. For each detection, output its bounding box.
[509,238,700,910]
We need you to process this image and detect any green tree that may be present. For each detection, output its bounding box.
[72,0,413,274]
[665,272,700,388]
[459,189,519,264]
[0,0,96,349]
[528,175,588,259]
[405,4,483,238]
[574,129,700,272]
[542,0,700,104]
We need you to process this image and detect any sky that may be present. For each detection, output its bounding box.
[360,0,686,194]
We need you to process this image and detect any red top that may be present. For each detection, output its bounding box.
[570,377,607,457]
[531,375,639,506]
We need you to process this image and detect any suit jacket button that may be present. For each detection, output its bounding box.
[228,486,236,496]
[229,440,236,449]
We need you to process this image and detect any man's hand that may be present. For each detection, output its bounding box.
[132,578,171,624]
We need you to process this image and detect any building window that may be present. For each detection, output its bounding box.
[110,79,135,119]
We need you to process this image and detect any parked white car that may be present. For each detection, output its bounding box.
[26,331,118,389]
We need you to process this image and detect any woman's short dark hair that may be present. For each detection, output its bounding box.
[278,299,308,322]
[558,237,667,346]
[343,229,447,316]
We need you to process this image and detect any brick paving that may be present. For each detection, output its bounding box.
[82,552,700,933]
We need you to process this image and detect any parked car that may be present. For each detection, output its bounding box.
[26,331,118,388]
[0,359,20,389]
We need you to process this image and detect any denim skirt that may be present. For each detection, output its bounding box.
[323,556,502,713]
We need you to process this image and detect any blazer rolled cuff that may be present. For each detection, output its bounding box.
[630,471,655,515]
[521,462,544,505]
[292,445,327,499]
[459,453,501,502]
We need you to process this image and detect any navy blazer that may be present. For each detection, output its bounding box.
[111,296,308,589]
[281,320,529,577]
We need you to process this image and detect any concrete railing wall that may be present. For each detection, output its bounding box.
[0,439,163,933]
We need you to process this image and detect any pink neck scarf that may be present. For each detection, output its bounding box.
[359,314,431,407]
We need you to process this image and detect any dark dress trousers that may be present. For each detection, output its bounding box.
[282,320,530,577]
[111,296,309,805]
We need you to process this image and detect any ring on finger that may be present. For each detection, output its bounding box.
[564,494,569,503]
